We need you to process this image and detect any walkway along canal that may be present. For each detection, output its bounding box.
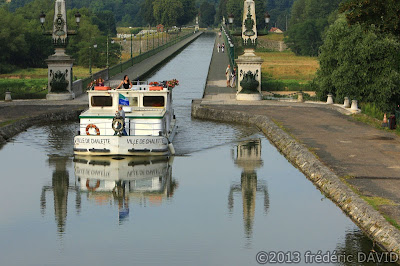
[0,33,396,265]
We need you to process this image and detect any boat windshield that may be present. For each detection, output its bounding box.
[143,96,165,107]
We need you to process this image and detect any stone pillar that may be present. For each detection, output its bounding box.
[241,0,257,45]
[46,49,75,100]
[236,52,263,94]
[45,0,76,100]
[5,91,12,102]
[343,97,350,108]
[236,0,263,101]
[297,91,304,102]
[351,100,359,113]
[195,15,199,32]
[326,93,333,104]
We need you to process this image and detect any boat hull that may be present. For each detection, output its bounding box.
[74,135,171,156]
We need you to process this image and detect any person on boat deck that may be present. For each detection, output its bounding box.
[116,75,132,89]
[115,105,127,136]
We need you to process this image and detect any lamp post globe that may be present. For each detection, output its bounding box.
[264,11,270,33]
[75,11,81,25]
[228,14,234,24]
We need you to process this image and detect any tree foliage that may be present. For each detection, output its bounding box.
[153,0,184,27]
[339,0,400,36]
[285,0,342,56]
[315,17,400,112]
[0,0,119,73]
[199,1,216,27]
[265,0,294,31]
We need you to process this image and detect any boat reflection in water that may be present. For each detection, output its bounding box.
[74,156,177,223]
[229,139,269,245]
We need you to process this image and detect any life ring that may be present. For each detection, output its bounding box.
[112,118,124,133]
[86,179,100,191]
[86,124,100,135]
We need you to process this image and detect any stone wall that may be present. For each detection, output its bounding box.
[257,39,288,52]
[191,101,400,256]
[0,107,83,146]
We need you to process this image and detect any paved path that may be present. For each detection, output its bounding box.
[203,34,236,100]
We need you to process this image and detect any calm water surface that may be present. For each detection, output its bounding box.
[0,34,393,266]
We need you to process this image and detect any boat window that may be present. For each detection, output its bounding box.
[91,96,113,107]
[128,97,138,107]
[143,96,165,107]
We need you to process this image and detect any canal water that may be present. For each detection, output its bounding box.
[0,33,394,266]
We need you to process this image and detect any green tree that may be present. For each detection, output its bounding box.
[285,18,327,56]
[142,0,157,26]
[315,16,400,111]
[199,0,216,27]
[226,0,241,27]
[176,0,196,27]
[153,0,183,27]
[339,0,400,36]
[285,0,343,56]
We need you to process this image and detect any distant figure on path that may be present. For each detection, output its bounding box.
[225,64,232,87]
[116,75,132,89]
[221,43,225,53]
[219,31,222,38]
[217,43,221,53]
[231,67,237,88]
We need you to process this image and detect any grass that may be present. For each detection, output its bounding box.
[360,102,385,120]
[362,196,398,210]
[0,66,102,80]
[352,112,400,136]
[0,119,18,127]
[258,33,284,41]
[255,50,319,91]
[0,79,47,99]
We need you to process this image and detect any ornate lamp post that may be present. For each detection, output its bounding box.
[89,44,97,81]
[228,14,234,32]
[129,26,133,59]
[264,11,271,34]
[40,0,81,100]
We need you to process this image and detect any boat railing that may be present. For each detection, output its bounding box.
[80,120,164,136]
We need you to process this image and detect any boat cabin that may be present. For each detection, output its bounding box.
[79,86,174,137]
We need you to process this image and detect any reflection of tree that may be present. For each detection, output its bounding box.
[40,155,80,236]
[229,139,269,243]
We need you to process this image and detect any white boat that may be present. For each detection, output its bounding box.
[74,81,177,156]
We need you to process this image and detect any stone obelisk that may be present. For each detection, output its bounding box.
[46,0,75,100]
[236,0,263,101]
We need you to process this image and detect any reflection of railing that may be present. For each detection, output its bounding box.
[221,24,235,67]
